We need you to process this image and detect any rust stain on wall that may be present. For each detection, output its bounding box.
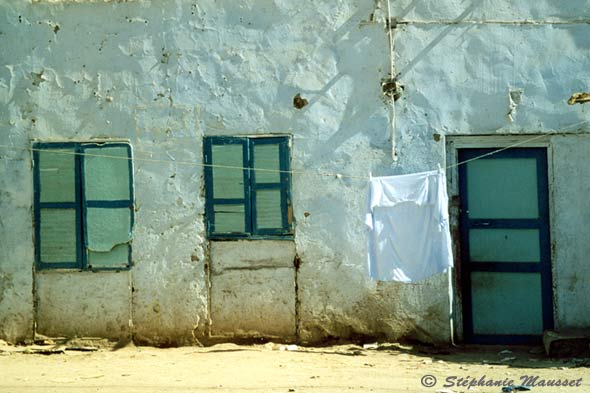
[293,94,308,109]
[567,92,590,105]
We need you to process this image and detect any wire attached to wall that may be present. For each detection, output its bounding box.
[444,133,549,169]
[0,133,556,181]
[385,0,398,161]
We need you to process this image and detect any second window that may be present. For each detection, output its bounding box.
[204,136,293,239]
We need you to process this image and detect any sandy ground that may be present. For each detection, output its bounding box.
[0,341,588,393]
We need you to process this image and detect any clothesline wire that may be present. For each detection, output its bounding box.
[444,133,549,169]
[0,134,551,180]
[0,143,367,180]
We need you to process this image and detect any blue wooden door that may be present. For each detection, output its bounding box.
[459,148,553,344]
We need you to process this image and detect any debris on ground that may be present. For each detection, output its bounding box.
[66,345,99,352]
[0,336,111,355]
[34,333,56,346]
[23,345,66,355]
[363,343,378,349]
[565,358,590,368]
[0,342,586,392]
[279,344,299,351]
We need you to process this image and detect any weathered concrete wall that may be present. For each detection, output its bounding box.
[390,0,590,22]
[551,134,590,329]
[36,272,131,338]
[131,106,208,346]
[394,24,590,141]
[0,153,34,343]
[210,241,296,339]
[0,1,213,344]
[1,0,588,345]
[394,2,590,338]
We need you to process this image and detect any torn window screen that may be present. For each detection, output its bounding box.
[33,142,134,270]
[86,207,132,251]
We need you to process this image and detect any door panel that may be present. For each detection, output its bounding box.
[459,148,553,344]
[469,229,540,263]
[471,272,544,335]
[466,157,539,219]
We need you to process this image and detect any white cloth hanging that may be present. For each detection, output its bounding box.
[365,169,453,282]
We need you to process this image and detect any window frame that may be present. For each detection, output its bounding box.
[203,136,293,240]
[33,141,134,271]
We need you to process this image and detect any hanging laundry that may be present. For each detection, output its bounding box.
[365,169,453,282]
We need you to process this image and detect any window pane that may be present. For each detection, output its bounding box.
[88,243,129,269]
[40,209,77,263]
[255,189,283,229]
[469,229,540,262]
[212,145,244,199]
[86,207,132,252]
[84,146,131,201]
[471,272,543,335]
[213,204,245,233]
[39,149,76,203]
[467,158,538,219]
[253,143,280,183]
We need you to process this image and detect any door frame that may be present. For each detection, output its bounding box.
[445,135,556,343]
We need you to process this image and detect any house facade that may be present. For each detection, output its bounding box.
[1,0,589,346]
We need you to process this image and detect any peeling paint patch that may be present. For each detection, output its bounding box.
[0,273,14,305]
[30,71,46,87]
[568,92,590,105]
[381,76,403,101]
[293,93,308,109]
[507,89,523,122]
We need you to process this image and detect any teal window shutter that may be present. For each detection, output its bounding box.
[204,136,292,239]
[33,142,134,270]
[204,137,250,236]
[34,144,81,269]
[81,144,134,270]
[250,137,292,236]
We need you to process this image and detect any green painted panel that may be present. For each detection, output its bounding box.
[84,146,130,201]
[86,207,131,252]
[40,209,77,263]
[253,143,280,183]
[471,272,543,335]
[39,149,76,203]
[469,229,540,263]
[213,204,245,233]
[212,145,244,199]
[467,158,538,219]
[88,243,129,269]
[256,189,282,229]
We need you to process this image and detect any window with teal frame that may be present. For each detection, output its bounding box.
[204,136,293,239]
[33,142,134,270]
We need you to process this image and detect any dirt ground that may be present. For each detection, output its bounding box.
[0,341,588,393]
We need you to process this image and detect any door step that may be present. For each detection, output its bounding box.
[543,329,590,357]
